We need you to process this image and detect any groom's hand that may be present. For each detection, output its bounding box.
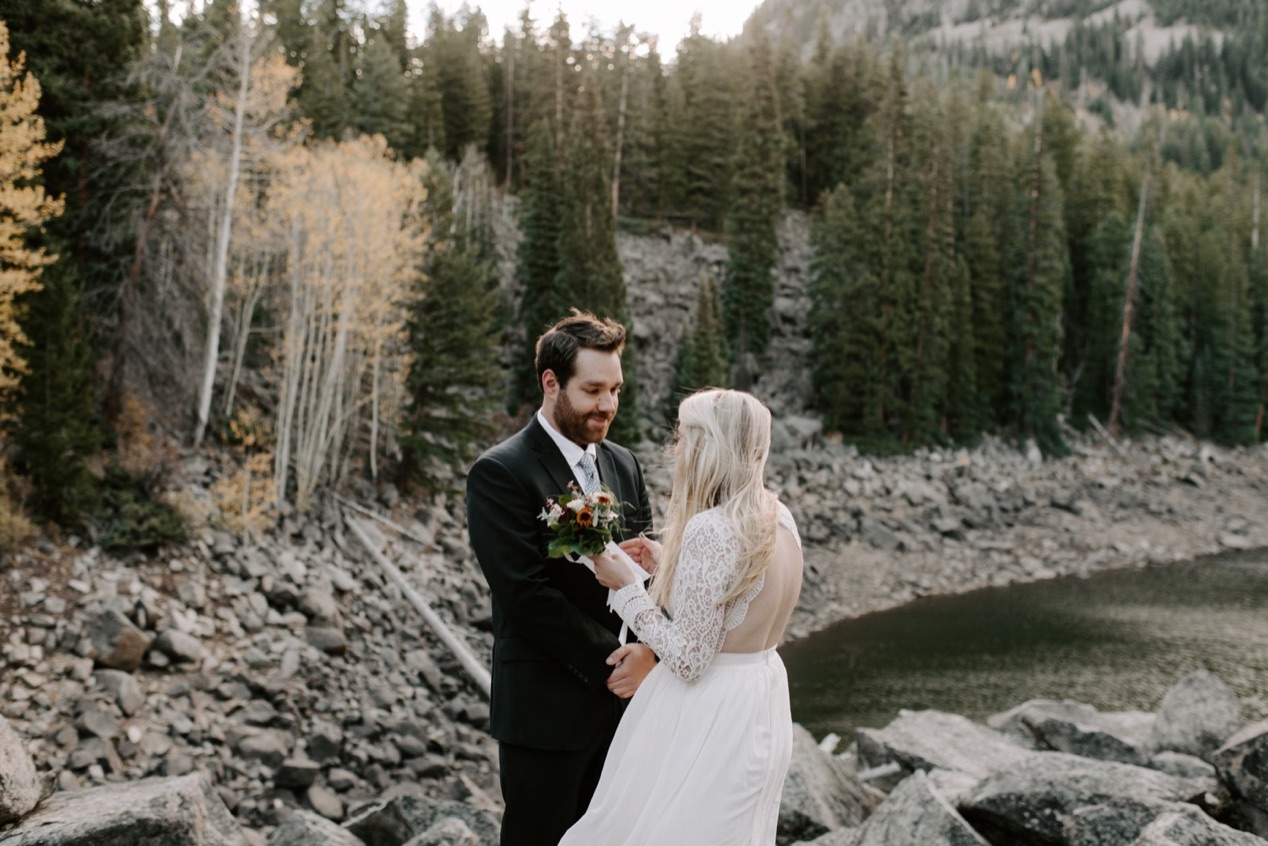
[605,643,657,699]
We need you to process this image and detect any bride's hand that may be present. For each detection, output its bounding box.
[590,550,639,591]
[618,535,663,575]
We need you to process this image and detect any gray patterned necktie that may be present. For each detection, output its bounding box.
[577,452,600,495]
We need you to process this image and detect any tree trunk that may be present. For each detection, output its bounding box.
[505,43,514,186]
[106,44,184,424]
[368,316,384,481]
[223,250,266,420]
[611,35,630,219]
[195,20,251,445]
[1255,172,1264,441]
[1109,167,1150,438]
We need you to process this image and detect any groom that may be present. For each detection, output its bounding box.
[466,310,656,846]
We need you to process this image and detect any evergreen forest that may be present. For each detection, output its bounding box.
[0,0,1265,547]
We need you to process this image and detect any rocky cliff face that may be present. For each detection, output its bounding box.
[747,0,1220,65]
[618,212,815,437]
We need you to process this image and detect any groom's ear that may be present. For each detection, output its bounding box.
[541,369,559,397]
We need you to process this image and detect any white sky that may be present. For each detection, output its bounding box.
[409,0,758,50]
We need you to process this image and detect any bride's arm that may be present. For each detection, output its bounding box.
[607,513,735,683]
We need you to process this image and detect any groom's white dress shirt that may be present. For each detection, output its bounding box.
[537,409,599,491]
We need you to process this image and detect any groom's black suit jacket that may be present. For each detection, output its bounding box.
[466,415,653,751]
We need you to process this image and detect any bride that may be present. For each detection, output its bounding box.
[559,388,804,846]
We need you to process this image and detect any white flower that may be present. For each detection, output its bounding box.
[538,504,564,527]
[567,499,586,513]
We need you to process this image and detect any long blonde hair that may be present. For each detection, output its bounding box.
[650,389,779,611]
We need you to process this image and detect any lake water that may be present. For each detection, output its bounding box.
[782,549,1268,742]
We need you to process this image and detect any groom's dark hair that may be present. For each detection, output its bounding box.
[536,309,626,391]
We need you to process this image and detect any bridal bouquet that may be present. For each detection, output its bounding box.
[540,483,649,643]
[539,483,624,559]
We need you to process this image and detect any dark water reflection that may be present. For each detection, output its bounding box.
[782,550,1268,740]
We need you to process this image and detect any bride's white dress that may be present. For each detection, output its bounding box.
[559,503,802,846]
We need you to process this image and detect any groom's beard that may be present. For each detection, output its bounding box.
[554,390,613,446]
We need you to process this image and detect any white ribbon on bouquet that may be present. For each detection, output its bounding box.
[571,541,651,644]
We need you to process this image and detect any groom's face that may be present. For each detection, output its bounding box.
[548,349,623,446]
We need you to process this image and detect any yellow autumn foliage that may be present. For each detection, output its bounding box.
[269,135,428,511]
[0,20,63,404]
[211,407,277,540]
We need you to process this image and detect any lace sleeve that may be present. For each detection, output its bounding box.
[609,511,737,683]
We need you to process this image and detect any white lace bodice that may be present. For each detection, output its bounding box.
[611,502,800,683]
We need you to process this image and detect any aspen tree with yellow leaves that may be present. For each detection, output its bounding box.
[183,51,300,426]
[0,20,63,406]
[0,20,60,547]
[269,135,427,512]
[192,11,297,446]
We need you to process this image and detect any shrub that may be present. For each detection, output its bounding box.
[0,457,34,557]
[96,465,186,551]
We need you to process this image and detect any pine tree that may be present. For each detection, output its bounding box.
[670,23,736,230]
[352,30,411,151]
[260,0,308,65]
[417,9,493,162]
[1064,132,1128,415]
[866,44,919,441]
[1,6,143,522]
[670,274,728,415]
[1254,205,1268,441]
[510,119,565,412]
[555,77,639,444]
[1073,210,1131,422]
[964,74,1013,424]
[905,86,957,442]
[299,16,352,139]
[399,151,502,487]
[1124,226,1185,429]
[379,0,410,70]
[613,42,669,218]
[1207,237,1260,443]
[12,264,101,523]
[945,256,980,441]
[941,84,980,440]
[722,35,784,387]
[1008,122,1070,456]
[808,184,884,438]
[804,38,875,207]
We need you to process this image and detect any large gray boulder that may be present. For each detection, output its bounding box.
[959,752,1203,845]
[1130,806,1267,845]
[1151,670,1244,761]
[1149,752,1216,780]
[0,773,246,846]
[851,771,989,846]
[778,724,881,844]
[991,699,1155,765]
[343,795,499,846]
[400,817,480,846]
[857,709,1033,780]
[87,609,151,672]
[1031,713,1156,767]
[802,828,861,846]
[268,809,365,846]
[0,715,41,824]
[1213,719,1268,813]
[1063,799,1197,846]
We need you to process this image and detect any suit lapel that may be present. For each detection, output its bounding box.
[527,416,579,497]
[596,444,620,501]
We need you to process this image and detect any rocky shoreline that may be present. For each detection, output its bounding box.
[0,429,1266,844]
